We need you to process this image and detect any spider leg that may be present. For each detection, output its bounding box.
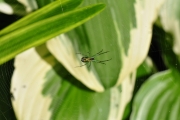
[99,58,112,62]
[91,50,110,57]
[75,63,88,68]
[97,51,110,56]
[96,62,106,65]
[93,58,112,65]
[93,61,106,65]
[91,49,103,57]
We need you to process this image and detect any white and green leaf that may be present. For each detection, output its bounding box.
[131,70,180,120]
[11,45,135,120]
[130,0,180,118]
[47,0,165,91]
[0,0,26,15]
[159,0,180,56]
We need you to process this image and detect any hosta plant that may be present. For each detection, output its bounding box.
[0,0,179,120]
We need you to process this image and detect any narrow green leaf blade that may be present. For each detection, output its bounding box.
[0,3,105,65]
[0,0,82,36]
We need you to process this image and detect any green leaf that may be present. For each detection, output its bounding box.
[0,0,82,36]
[47,0,165,90]
[131,70,180,120]
[43,68,111,120]
[0,3,105,65]
[11,44,135,120]
[66,0,136,88]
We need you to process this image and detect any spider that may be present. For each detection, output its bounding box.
[76,49,112,68]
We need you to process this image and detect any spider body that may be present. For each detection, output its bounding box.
[81,57,95,63]
[76,49,111,68]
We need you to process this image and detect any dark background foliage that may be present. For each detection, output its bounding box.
[0,13,18,120]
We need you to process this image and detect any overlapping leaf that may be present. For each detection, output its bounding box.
[131,70,180,120]
[0,0,82,35]
[0,0,105,65]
